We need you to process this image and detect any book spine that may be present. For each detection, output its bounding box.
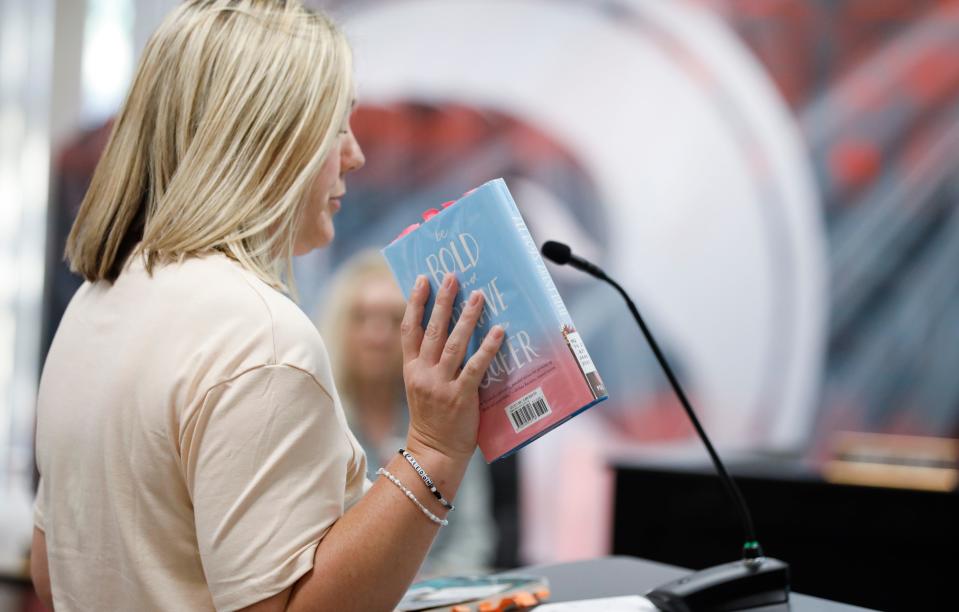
[488,180,607,401]
[490,180,571,324]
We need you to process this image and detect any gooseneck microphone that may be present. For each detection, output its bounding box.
[541,240,789,612]
[540,241,606,278]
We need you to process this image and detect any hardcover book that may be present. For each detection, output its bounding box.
[382,178,607,462]
[397,574,550,611]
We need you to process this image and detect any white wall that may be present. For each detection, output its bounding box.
[0,0,180,579]
[0,0,54,578]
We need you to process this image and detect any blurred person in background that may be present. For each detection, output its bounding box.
[31,1,504,610]
[319,250,496,575]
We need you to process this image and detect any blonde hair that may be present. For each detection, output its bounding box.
[319,250,405,405]
[66,0,353,289]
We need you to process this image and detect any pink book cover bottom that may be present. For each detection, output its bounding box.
[478,325,606,462]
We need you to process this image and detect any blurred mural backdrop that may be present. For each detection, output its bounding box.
[303,0,959,452]
[5,0,958,570]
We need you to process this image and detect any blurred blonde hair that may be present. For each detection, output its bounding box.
[319,249,405,405]
[66,0,353,289]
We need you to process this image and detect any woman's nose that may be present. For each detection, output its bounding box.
[342,129,365,174]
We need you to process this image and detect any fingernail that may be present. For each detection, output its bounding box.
[415,275,426,290]
[444,273,455,289]
[469,290,481,305]
[491,325,504,339]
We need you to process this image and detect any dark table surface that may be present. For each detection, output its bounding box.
[516,556,877,611]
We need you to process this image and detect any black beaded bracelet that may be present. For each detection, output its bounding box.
[398,448,455,511]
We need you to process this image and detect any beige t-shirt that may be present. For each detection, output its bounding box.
[34,253,371,611]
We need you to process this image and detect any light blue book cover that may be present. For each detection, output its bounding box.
[382,178,607,462]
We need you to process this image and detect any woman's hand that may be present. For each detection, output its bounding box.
[400,272,504,463]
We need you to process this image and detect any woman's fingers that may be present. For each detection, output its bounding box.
[400,275,429,365]
[404,273,501,390]
[402,278,502,459]
[438,289,485,376]
[457,325,505,388]
[418,273,459,364]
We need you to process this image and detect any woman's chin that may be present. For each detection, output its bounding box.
[293,225,335,254]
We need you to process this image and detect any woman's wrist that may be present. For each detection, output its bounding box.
[400,434,470,503]
[404,426,474,465]
[398,448,456,511]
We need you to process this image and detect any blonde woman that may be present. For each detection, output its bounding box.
[31,2,503,611]
[320,251,496,577]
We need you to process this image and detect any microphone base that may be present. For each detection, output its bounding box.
[646,557,789,611]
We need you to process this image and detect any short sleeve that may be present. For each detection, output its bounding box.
[181,364,354,611]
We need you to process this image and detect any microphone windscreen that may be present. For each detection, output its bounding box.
[541,241,572,265]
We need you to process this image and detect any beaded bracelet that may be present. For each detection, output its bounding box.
[398,448,455,511]
[377,468,449,527]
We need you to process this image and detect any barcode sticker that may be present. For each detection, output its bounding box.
[505,388,552,433]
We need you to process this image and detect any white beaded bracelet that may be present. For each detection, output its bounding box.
[377,468,449,527]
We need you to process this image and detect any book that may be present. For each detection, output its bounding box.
[396,574,550,611]
[382,178,608,462]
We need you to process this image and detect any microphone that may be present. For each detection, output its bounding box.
[540,241,606,278]
[541,240,790,612]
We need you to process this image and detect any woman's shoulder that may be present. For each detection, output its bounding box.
[130,253,330,372]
